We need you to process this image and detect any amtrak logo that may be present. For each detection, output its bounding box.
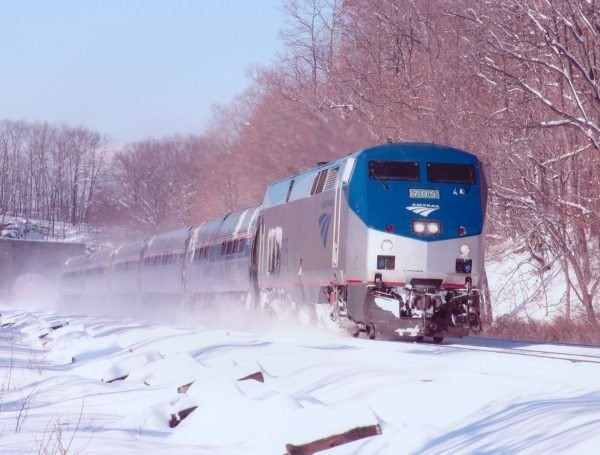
[318,212,332,247]
[405,204,440,217]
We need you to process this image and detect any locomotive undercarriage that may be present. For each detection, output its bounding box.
[324,277,482,342]
[255,276,481,342]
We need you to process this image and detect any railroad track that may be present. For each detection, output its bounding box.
[438,336,600,364]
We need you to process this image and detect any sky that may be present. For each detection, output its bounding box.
[1,305,600,454]
[0,0,286,143]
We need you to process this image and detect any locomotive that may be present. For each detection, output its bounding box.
[61,142,488,341]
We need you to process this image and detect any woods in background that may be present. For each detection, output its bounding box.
[0,0,598,322]
[0,121,105,229]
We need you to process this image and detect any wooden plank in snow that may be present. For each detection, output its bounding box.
[285,424,382,454]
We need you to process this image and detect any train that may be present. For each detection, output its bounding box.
[61,142,488,342]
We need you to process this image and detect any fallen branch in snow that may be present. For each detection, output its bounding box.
[169,406,198,428]
[176,371,265,394]
[177,381,193,394]
[104,375,128,383]
[38,323,66,341]
[237,371,264,383]
[284,424,382,454]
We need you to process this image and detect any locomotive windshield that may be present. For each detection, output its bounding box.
[427,162,476,184]
[369,160,419,181]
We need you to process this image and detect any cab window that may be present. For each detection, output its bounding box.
[369,160,419,181]
[427,163,475,184]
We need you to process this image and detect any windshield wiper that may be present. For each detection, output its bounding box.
[370,170,390,190]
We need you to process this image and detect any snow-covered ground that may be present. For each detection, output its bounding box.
[485,244,580,322]
[0,216,88,243]
[1,305,600,454]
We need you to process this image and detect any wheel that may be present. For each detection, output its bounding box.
[433,336,444,344]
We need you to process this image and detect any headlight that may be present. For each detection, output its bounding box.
[426,222,440,235]
[459,244,471,257]
[412,221,426,234]
[381,239,393,251]
[412,220,440,236]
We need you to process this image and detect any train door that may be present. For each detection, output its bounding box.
[182,233,193,300]
[331,171,342,269]
[331,157,356,269]
[252,216,266,283]
[137,239,148,301]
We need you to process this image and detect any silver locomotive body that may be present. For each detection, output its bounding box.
[256,143,487,339]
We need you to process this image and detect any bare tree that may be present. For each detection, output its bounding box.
[54,126,106,225]
[110,135,214,232]
[471,0,600,325]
